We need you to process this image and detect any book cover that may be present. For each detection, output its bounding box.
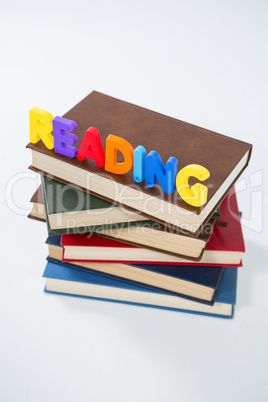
[27,91,252,235]
[206,185,245,254]
[41,175,152,235]
[47,232,241,267]
[28,186,46,222]
[59,187,244,265]
[61,229,212,261]
[46,255,225,305]
[37,176,217,260]
[95,188,244,263]
[43,262,237,318]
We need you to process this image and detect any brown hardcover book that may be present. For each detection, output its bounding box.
[28,186,46,222]
[27,91,252,235]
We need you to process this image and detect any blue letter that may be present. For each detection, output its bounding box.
[133,145,146,183]
[53,116,78,158]
[146,151,178,194]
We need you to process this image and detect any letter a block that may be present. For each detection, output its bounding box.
[77,127,105,167]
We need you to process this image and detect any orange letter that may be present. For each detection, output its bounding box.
[105,135,133,174]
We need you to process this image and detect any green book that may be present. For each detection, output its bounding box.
[41,176,153,235]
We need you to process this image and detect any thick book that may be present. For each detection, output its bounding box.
[90,186,242,261]
[27,91,252,236]
[28,186,46,222]
[31,175,221,228]
[32,179,217,260]
[60,187,244,265]
[47,231,242,267]
[43,261,237,318]
[46,255,224,304]
[41,175,151,235]
[61,225,215,261]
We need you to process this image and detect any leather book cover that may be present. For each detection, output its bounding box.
[27,91,252,234]
[30,186,43,204]
[28,186,45,222]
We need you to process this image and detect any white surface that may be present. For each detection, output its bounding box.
[1,1,268,401]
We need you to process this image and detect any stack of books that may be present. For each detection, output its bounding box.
[27,91,252,318]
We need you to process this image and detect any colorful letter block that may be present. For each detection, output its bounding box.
[176,164,210,207]
[77,127,105,167]
[29,107,54,149]
[28,107,211,207]
[52,116,78,158]
[146,151,178,194]
[133,146,146,183]
[105,135,134,175]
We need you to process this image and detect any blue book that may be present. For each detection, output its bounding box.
[46,235,225,305]
[43,261,237,318]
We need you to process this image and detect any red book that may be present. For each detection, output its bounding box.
[61,187,244,267]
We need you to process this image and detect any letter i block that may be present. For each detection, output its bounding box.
[133,146,146,183]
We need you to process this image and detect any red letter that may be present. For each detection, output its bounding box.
[77,127,105,168]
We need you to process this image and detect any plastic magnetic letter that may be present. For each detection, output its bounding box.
[29,107,54,149]
[53,116,78,158]
[105,135,134,175]
[77,127,105,167]
[145,151,178,194]
[133,146,146,183]
[176,164,210,207]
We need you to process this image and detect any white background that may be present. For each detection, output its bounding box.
[1,1,268,401]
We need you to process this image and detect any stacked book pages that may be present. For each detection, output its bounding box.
[27,91,252,318]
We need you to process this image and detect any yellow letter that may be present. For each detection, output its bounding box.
[29,107,54,149]
[176,164,210,207]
